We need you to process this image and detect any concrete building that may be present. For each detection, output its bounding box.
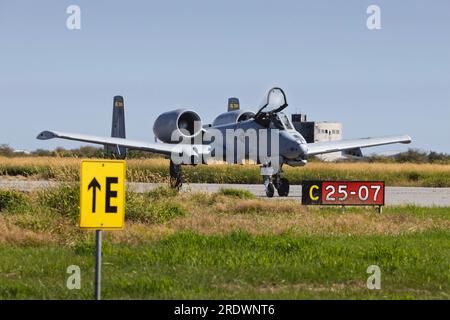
[291,114,346,161]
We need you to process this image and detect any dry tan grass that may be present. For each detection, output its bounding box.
[2,156,450,178]
[0,156,170,170]
[215,199,300,214]
[0,217,55,245]
[302,162,450,173]
[2,156,450,169]
[162,195,450,236]
[3,208,449,245]
[0,156,78,169]
[167,210,450,237]
[105,222,174,244]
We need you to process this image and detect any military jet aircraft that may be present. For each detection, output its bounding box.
[37,87,411,197]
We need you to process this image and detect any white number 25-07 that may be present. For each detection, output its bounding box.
[326,184,381,202]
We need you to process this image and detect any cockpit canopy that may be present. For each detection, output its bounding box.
[256,87,288,114]
[255,87,293,130]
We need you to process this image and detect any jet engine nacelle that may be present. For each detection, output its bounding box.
[153,109,203,143]
[212,110,255,127]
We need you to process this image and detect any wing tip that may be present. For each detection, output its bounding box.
[402,135,412,144]
[36,131,57,140]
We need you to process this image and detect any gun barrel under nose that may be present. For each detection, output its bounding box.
[299,143,308,156]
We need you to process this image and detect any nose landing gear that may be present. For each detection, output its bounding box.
[264,181,275,198]
[275,177,290,197]
[261,164,290,197]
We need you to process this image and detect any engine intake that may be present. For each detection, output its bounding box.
[153,109,202,143]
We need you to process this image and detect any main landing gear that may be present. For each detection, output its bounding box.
[261,164,290,198]
[169,160,183,189]
[169,160,290,198]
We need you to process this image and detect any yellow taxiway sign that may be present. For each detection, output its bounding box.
[79,160,125,230]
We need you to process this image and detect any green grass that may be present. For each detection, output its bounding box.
[37,183,80,220]
[0,231,449,299]
[125,190,186,224]
[217,188,255,199]
[0,190,30,212]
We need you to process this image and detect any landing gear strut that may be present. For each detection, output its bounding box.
[169,160,183,189]
[261,164,290,197]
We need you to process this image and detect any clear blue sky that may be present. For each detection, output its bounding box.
[1,0,449,153]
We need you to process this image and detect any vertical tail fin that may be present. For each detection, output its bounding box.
[228,97,240,111]
[105,96,127,159]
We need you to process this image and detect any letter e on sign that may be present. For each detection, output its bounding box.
[79,160,125,230]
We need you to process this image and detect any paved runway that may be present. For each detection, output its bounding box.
[1,179,450,206]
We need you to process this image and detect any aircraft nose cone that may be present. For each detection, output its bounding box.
[285,141,308,160]
[299,143,308,156]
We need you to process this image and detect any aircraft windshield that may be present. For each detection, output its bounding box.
[270,113,294,130]
[279,113,294,130]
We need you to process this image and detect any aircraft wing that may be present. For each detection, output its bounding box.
[306,135,412,156]
[36,130,211,157]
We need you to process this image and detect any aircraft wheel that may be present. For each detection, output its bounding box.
[277,178,290,197]
[265,183,275,198]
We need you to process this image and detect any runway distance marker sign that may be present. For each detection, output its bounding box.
[302,181,385,206]
[80,160,126,230]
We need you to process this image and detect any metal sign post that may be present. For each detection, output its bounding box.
[95,229,102,300]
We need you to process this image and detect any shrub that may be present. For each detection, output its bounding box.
[12,213,55,232]
[217,188,255,199]
[0,190,30,212]
[396,149,429,164]
[428,151,450,164]
[146,186,179,200]
[38,184,79,219]
[407,171,420,182]
[126,192,186,224]
[0,144,14,157]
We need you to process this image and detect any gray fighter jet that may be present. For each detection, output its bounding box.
[37,87,411,197]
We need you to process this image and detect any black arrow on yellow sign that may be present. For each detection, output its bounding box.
[88,177,101,213]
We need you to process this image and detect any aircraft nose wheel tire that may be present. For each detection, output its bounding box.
[265,183,275,198]
[276,178,290,197]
